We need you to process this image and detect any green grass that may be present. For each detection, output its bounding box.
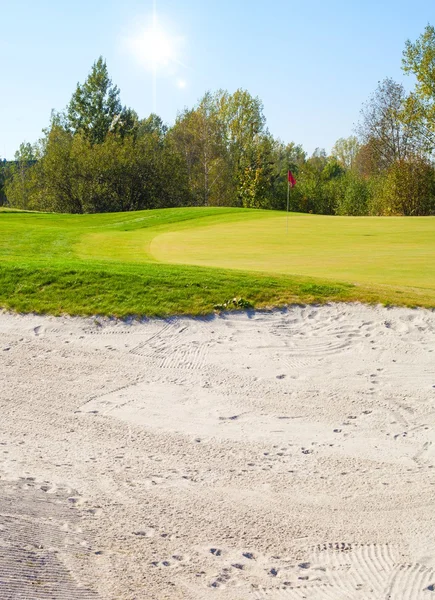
[1,206,435,317]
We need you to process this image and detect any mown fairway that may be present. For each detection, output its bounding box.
[1,207,435,316]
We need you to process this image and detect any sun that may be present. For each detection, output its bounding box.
[123,9,187,111]
[125,16,183,74]
[131,25,176,70]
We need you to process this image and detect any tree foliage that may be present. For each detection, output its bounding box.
[66,57,136,144]
[170,89,269,207]
[0,160,7,206]
[356,78,422,171]
[402,24,435,152]
[331,136,360,170]
[6,40,435,217]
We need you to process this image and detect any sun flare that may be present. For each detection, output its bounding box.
[131,25,176,70]
[125,16,184,74]
[123,10,187,111]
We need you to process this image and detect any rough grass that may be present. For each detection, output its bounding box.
[1,206,435,317]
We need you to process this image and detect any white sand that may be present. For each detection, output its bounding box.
[1,303,435,598]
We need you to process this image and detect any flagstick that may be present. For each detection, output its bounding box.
[286,178,290,234]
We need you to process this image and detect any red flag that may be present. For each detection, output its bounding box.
[288,170,296,187]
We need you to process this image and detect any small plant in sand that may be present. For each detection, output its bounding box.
[214,297,254,311]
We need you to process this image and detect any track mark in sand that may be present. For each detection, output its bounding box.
[129,322,175,355]
[285,338,353,358]
[253,543,435,599]
[219,413,247,422]
[380,399,413,429]
[274,334,356,363]
[312,542,398,594]
[253,587,343,599]
[158,341,209,370]
[0,478,100,599]
[391,421,435,466]
[129,321,209,370]
[129,322,191,361]
[386,563,435,599]
[280,356,320,370]
[128,467,207,489]
[78,376,147,410]
[150,554,191,570]
[409,537,435,570]
[80,379,238,439]
[269,312,367,360]
[413,440,435,466]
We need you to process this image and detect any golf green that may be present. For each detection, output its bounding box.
[1,207,435,315]
[150,213,435,290]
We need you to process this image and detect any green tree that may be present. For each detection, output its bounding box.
[378,157,435,215]
[66,56,130,144]
[4,143,38,209]
[0,159,7,206]
[354,139,379,178]
[237,134,276,208]
[7,115,191,214]
[171,92,228,206]
[334,173,369,215]
[36,126,82,213]
[219,89,266,205]
[331,136,360,170]
[172,88,270,208]
[137,113,168,139]
[264,140,306,211]
[357,78,420,173]
[401,24,435,153]
[295,150,347,215]
[296,149,327,213]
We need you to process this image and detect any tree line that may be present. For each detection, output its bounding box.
[3,25,435,216]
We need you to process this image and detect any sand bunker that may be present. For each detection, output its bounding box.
[1,304,435,599]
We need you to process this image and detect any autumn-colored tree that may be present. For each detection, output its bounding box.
[378,157,435,215]
[402,24,435,153]
[356,78,421,172]
[331,136,360,170]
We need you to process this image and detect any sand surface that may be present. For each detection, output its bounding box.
[1,303,435,599]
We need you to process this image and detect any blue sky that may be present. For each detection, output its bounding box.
[1,0,434,159]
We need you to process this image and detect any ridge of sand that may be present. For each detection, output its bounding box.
[1,303,435,599]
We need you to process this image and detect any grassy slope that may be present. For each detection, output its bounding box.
[0,207,434,317]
